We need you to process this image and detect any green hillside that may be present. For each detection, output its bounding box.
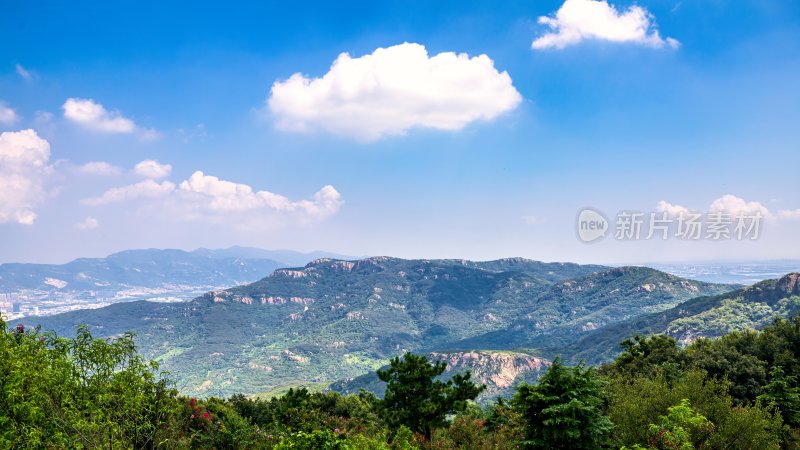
[19,257,732,398]
[561,272,800,364]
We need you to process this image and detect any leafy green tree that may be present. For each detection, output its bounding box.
[710,401,783,450]
[230,388,383,437]
[606,365,786,450]
[376,352,485,440]
[605,370,731,447]
[274,429,351,449]
[179,396,264,449]
[623,399,783,450]
[512,358,612,450]
[645,399,714,450]
[479,398,525,450]
[603,335,685,379]
[0,320,178,449]
[686,336,768,404]
[755,317,800,380]
[758,366,800,426]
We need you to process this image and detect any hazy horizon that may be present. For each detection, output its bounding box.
[4,244,800,270]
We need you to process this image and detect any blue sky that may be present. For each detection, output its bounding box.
[1,0,799,264]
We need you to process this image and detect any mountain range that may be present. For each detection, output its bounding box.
[560,272,800,364]
[0,247,358,292]
[0,247,357,318]
[19,256,756,401]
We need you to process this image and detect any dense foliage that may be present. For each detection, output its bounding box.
[0,323,177,448]
[5,314,800,448]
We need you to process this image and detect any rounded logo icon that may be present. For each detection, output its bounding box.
[577,208,608,243]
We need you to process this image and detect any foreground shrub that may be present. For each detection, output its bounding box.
[0,321,178,449]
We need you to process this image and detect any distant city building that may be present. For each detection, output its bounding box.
[12,303,21,313]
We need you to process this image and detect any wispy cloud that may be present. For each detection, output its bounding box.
[82,179,176,206]
[0,101,19,126]
[778,209,800,219]
[74,217,99,230]
[523,215,542,225]
[78,161,123,176]
[15,63,34,81]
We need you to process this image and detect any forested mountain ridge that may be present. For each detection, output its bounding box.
[19,257,732,398]
[561,272,800,364]
[440,265,738,351]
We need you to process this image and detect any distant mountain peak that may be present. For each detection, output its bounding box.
[306,258,334,267]
[494,257,538,264]
[300,256,403,271]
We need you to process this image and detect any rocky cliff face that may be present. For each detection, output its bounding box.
[331,350,551,402]
[429,351,550,398]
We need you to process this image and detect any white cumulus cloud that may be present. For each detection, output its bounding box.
[0,129,51,225]
[268,42,522,141]
[133,159,172,179]
[82,169,343,227]
[82,179,176,206]
[176,171,343,221]
[657,195,773,219]
[78,161,122,176]
[74,217,99,230]
[655,200,692,217]
[532,0,679,50]
[709,194,771,218]
[62,98,136,133]
[0,102,19,126]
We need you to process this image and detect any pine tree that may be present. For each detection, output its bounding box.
[513,357,612,450]
[377,352,485,440]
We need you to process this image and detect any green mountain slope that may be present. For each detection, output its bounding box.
[560,272,800,364]
[18,257,733,398]
[443,266,736,351]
